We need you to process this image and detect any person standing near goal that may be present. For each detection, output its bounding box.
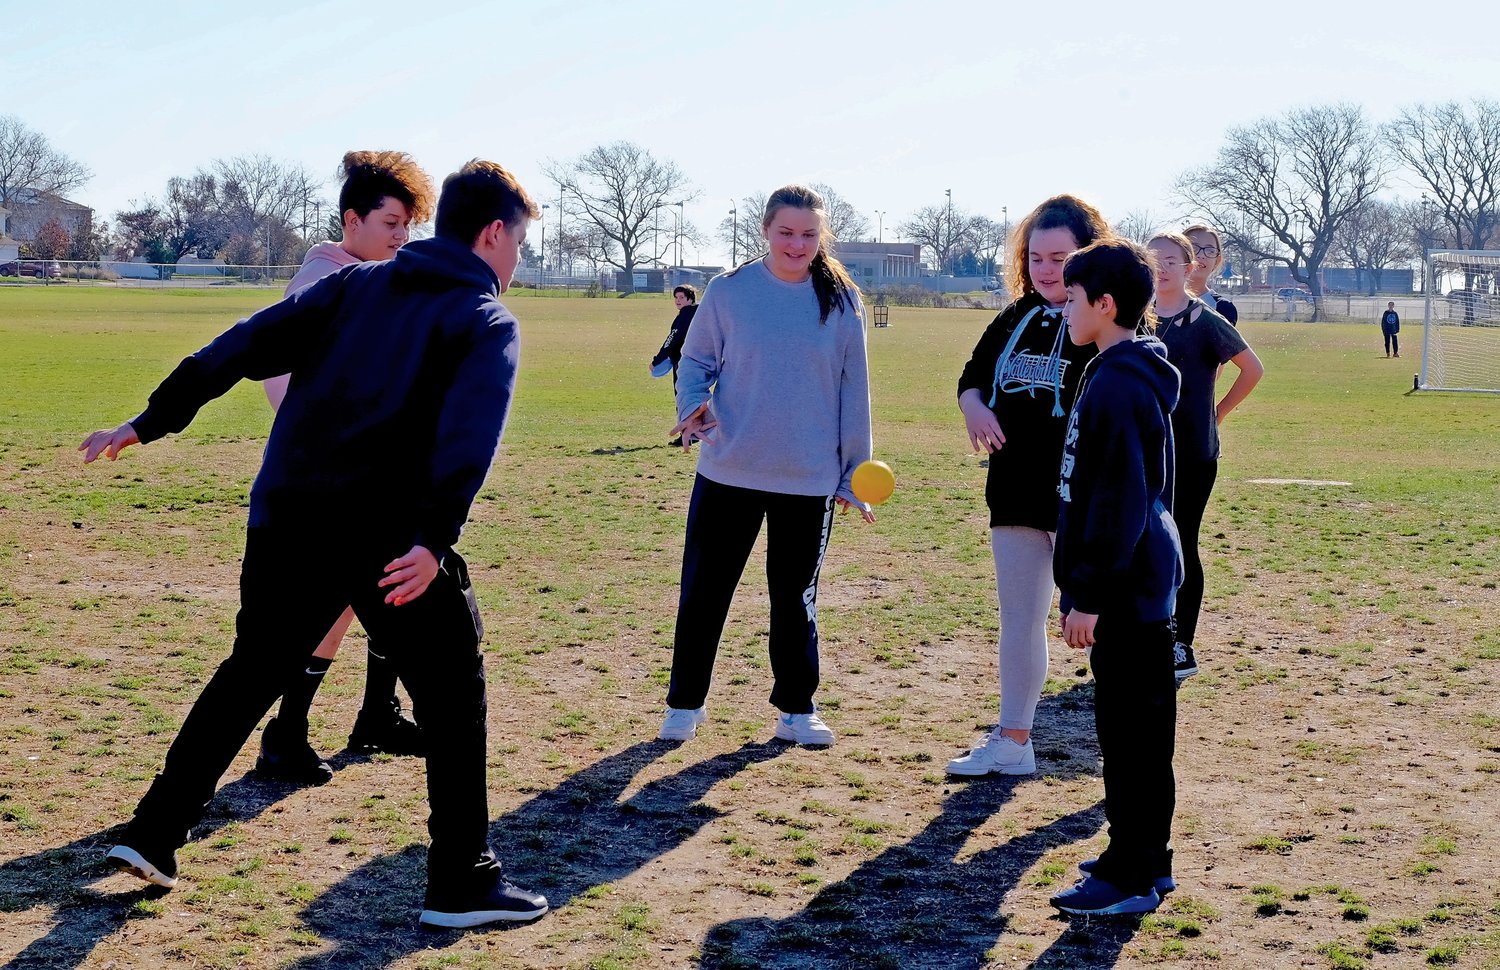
[1380,302,1401,358]
[1148,231,1264,681]
[256,151,438,787]
[657,184,873,747]
[946,195,1110,777]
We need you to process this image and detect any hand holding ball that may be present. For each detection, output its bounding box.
[851,460,896,506]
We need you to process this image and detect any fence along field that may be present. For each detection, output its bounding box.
[1,288,1497,969]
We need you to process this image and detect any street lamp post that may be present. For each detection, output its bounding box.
[540,203,550,283]
[874,209,884,243]
[1001,206,1008,280]
[676,200,685,268]
[730,201,738,265]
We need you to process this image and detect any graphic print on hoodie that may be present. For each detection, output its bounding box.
[957,292,1098,531]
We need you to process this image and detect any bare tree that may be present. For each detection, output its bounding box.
[718,192,768,266]
[211,155,322,266]
[970,216,1007,277]
[1115,209,1161,245]
[1331,198,1417,294]
[1177,103,1388,320]
[0,115,90,210]
[809,183,870,242]
[546,142,695,293]
[899,203,980,275]
[1386,100,1500,256]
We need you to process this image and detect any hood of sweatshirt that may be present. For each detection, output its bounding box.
[301,241,362,270]
[389,235,501,295]
[1096,334,1181,416]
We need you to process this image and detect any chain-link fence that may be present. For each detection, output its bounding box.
[0,259,303,287]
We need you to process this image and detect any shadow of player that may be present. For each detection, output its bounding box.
[0,769,316,970]
[278,737,787,968]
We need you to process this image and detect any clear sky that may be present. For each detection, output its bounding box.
[7,0,1496,265]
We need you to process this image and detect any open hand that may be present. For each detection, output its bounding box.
[670,402,718,452]
[835,497,876,524]
[380,545,439,606]
[79,423,140,463]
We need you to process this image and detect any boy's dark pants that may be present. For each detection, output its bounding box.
[1088,615,1177,895]
[1383,330,1399,356]
[129,525,495,882]
[666,474,833,715]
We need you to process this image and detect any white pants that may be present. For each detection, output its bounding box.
[992,526,1055,730]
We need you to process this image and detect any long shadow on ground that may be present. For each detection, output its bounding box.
[698,682,1143,969]
[0,765,329,970]
[280,738,787,969]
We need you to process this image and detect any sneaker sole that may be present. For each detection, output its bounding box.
[254,757,334,786]
[106,845,177,889]
[945,760,1036,777]
[420,904,549,928]
[1054,894,1161,916]
[656,727,698,741]
[1174,666,1199,680]
[773,725,834,746]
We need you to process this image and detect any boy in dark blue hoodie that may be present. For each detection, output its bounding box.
[79,160,550,930]
[1049,239,1185,916]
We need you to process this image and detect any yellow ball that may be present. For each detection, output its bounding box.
[851,460,896,506]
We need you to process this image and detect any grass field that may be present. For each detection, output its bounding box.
[1,287,1498,970]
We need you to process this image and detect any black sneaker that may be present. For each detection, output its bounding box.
[1050,875,1161,916]
[1173,642,1199,680]
[255,717,333,786]
[421,878,550,929]
[348,700,426,756]
[106,830,180,889]
[1077,856,1176,895]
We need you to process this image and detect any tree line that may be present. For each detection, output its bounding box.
[3,100,1496,306]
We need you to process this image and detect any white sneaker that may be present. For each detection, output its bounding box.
[946,730,1036,776]
[657,706,707,741]
[774,711,835,746]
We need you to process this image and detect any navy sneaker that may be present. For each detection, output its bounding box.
[1173,642,1199,680]
[106,831,180,889]
[1050,876,1161,916]
[256,717,334,786]
[1078,856,1176,895]
[421,877,549,929]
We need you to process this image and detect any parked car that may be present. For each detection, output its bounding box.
[1274,286,1314,304]
[0,259,62,278]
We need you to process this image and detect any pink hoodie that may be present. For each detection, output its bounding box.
[285,241,362,296]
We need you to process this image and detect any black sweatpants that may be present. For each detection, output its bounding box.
[1383,330,1399,356]
[1172,457,1218,648]
[666,474,834,715]
[130,525,494,880]
[1088,616,1177,893]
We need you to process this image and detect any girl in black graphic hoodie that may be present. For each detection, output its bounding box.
[947,196,1110,777]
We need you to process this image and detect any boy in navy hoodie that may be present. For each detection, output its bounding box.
[1049,239,1185,916]
[79,160,549,930]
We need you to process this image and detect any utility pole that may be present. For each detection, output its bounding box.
[944,188,953,275]
[730,201,738,265]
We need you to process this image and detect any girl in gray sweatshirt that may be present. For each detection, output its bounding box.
[657,185,873,747]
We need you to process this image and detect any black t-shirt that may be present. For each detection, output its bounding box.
[958,292,1097,531]
[1156,299,1248,464]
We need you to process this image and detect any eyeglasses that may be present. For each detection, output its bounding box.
[1157,258,1185,268]
[1194,245,1220,258]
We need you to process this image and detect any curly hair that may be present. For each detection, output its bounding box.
[1005,195,1111,299]
[338,150,436,225]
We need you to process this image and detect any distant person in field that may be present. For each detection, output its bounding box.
[257,150,438,787]
[80,159,551,930]
[1183,225,1238,326]
[1050,238,1183,917]
[650,284,699,384]
[1380,301,1401,358]
[1149,231,1264,681]
[947,195,1110,778]
[650,284,699,447]
[658,184,874,747]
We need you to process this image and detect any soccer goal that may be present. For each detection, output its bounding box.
[1419,250,1500,393]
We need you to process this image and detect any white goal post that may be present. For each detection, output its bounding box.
[1418,250,1500,394]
